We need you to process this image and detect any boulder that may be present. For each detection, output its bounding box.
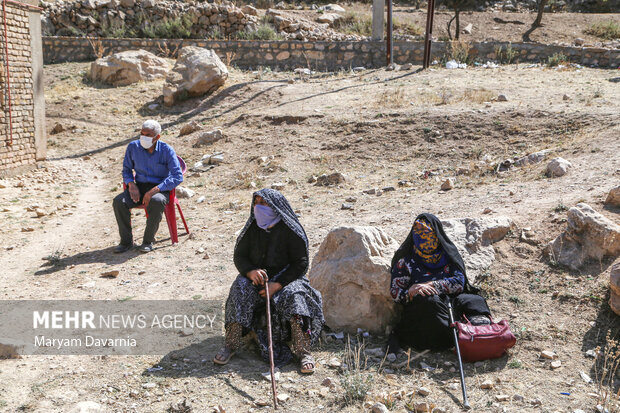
[548,203,620,270]
[514,149,551,167]
[546,157,572,177]
[308,226,400,334]
[241,4,258,15]
[194,129,223,146]
[163,47,228,106]
[605,186,620,207]
[315,172,346,186]
[90,50,169,86]
[316,13,342,26]
[319,3,346,12]
[178,120,202,137]
[441,216,513,282]
[608,259,620,315]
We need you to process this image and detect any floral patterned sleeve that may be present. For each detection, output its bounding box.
[432,268,465,295]
[390,258,412,304]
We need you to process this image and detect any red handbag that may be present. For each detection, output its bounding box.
[452,316,516,362]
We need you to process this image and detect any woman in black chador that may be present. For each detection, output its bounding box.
[388,213,492,353]
[214,189,324,373]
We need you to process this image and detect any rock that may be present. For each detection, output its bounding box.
[194,129,223,146]
[119,0,134,7]
[548,203,620,270]
[608,259,620,315]
[585,349,598,358]
[495,394,509,402]
[441,178,454,191]
[563,94,571,101]
[400,63,413,70]
[387,353,396,362]
[51,122,65,134]
[175,186,195,198]
[241,4,258,15]
[142,382,157,388]
[605,186,620,207]
[462,23,473,34]
[546,157,572,177]
[316,13,342,26]
[345,196,357,203]
[212,405,225,413]
[197,196,206,204]
[372,402,389,413]
[276,393,290,403]
[319,3,345,12]
[441,216,513,282]
[514,149,551,166]
[163,47,228,106]
[580,371,592,383]
[321,377,335,387]
[308,226,399,333]
[386,63,399,71]
[21,227,34,232]
[315,172,346,186]
[35,209,47,217]
[540,350,557,360]
[271,182,286,191]
[307,175,317,184]
[179,121,202,136]
[480,379,494,389]
[261,368,280,382]
[341,203,354,210]
[497,94,508,102]
[550,360,562,369]
[68,401,104,413]
[100,270,119,278]
[328,358,341,368]
[352,66,365,72]
[416,386,430,396]
[90,50,169,86]
[575,38,585,46]
[412,402,432,412]
[208,154,224,165]
[512,394,524,402]
[363,188,377,195]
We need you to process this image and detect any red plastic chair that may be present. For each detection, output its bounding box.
[124,155,190,244]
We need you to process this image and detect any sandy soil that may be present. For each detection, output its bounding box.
[0,61,619,412]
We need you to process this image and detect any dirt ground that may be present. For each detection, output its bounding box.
[281,7,620,45]
[0,61,619,412]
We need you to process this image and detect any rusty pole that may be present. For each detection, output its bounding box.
[423,0,436,69]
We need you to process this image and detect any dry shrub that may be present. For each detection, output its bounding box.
[375,88,406,108]
[594,332,620,412]
[157,42,180,58]
[444,40,473,64]
[419,88,493,106]
[585,21,620,40]
[0,343,20,359]
[87,37,106,59]
[340,337,374,405]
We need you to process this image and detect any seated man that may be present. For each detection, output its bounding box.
[112,120,183,253]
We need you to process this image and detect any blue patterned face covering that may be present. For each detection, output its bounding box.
[254,204,281,229]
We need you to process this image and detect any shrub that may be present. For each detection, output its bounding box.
[547,52,568,67]
[393,19,423,36]
[494,44,518,64]
[142,15,193,39]
[444,40,473,64]
[234,23,281,40]
[339,338,374,405]
[334,12,372,37]
[585,21,620,40]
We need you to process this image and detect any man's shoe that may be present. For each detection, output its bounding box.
[114,243,134,254]
[138,243,153,253]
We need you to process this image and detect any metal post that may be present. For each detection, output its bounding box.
[423,0,436,69]
[386,0,393,66]
[264,280,278,410]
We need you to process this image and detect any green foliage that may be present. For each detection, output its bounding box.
[206,26,224,40]
[234,23,282,40]
[142,15,193,39]
[547,52,568,67]
[102,21,136,38]
[393,19,423,36]
[585,21,620,40]
[339,338,374,405]
[494,44,518,64]
[334,12,372,37]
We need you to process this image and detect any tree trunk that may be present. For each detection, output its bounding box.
[532,0,548,28]
[447,15,455,40]
[455,7,460,40]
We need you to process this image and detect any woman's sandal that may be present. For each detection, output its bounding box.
[300,354,315,374]
[213,347,235,365]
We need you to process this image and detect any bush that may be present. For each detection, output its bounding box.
[547,52,567,67]
[234,23,281,40]
[494,44,518,64]
[334,12,372,37]
[393,19,423,36]
[444,40,473,64]
[585,21,620,40]
[142,16,193,39]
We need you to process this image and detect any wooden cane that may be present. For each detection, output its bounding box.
[264,277,278,409]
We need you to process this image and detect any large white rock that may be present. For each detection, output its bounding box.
[308,226,400,334]
[316,13,342,26]
[548,203,620,270]
[608,259,620,316]
[546,157,572,177]
[90,50,169,86]
[605,186,620,207]
[163,47,228,106]
[441,216,513,282]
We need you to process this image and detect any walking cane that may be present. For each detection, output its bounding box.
[447,298,470,410]
[263,277,278,409]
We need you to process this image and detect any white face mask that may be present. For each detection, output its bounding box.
[140,135,153,149]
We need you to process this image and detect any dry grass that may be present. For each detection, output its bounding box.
[417,88,495,106]
[585,21,620,40]
[87,37,107,59]
[375,88,407,108]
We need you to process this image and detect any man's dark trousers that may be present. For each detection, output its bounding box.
[113,182,170,246]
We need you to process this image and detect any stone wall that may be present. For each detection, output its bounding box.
[0,3,37,173]
[43,37,620,69]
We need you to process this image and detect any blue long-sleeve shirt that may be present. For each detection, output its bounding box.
[122,140,183,192]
